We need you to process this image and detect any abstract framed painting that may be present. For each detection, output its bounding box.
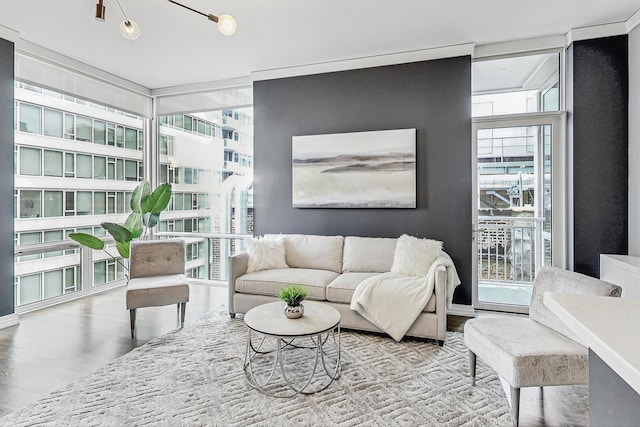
[292,128,416,208]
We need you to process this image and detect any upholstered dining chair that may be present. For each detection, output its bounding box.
[126,239,189,338]
[464,266,621,427]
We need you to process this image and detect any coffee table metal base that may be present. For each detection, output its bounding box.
[243,326,341,398]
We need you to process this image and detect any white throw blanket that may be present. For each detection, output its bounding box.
[349,254,461,341]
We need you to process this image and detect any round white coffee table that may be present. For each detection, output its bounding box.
[243,301,341,397]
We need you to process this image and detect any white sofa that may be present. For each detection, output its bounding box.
[228,234,453,344]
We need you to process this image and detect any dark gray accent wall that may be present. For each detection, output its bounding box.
[254,57,472,304]
[0,38,15,317]
[570,35,628,278]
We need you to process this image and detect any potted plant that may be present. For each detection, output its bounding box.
[68,180,172,274]
[278,285,308,319]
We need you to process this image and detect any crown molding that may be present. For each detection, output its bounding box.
[251,43,475,82]
[0,313,19,330]
[566,21,628,44]
[628,8,640,32]
[474,36,567,59]
[0,24,19,43]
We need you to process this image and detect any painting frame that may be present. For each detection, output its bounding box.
[292,128,417,208]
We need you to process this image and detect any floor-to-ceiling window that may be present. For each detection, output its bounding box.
[14,82,144,308]
[156,107,254,282]
[472,51,567,313]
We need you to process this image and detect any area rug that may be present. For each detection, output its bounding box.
[0,307,512,426]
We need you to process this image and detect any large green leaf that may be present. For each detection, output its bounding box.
[69,233,104,250]
[130,180,151,213]
[101,222,133,244]
[115,241,130,259]
[143,212,160,229]
[142,183,172,214]
[124,212,143,239]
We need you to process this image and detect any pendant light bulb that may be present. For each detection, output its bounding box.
[120,20,141,40]
[216,14,237,36]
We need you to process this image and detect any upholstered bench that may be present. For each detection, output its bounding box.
[464,266,621,427]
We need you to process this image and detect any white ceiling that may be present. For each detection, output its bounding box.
[0,0,639,90]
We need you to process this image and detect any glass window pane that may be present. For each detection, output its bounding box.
[20,190,41,218]
[65,191,75,215]
[94,192,106,214]
[94,120,106,144]
[19,103,42,134]
[77,154,92,178]
[77,191,92,215]
[472,53,560,117]
[125,128,137,150]
[19,274,41,305]
[117,192,124,213]
[43,191,63,217]
[76,116,92,142]
[64,114,75,139]
[116,159,124,180]
[125,160,137,181]
[19,231,42,261]
[175,193,184,210]
[116,126,124,147]
[43,109,63,138]
[44,150,63,177]
[183,116,192,131]
[65,153,75,177]
[44,229,64,258]
[107,124,115,146]
[94,156,106,179]
[43,270,64,299]
[94,261,106,286]
[107,160,115,180]
[174,114,183,128]
[20,147,41,176]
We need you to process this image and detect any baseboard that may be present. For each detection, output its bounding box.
[0,313,20,330]
[448,304,475,317]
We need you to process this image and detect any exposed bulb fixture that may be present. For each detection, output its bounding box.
[167,0,237,36]
[95,0,106,21]
[215,14,237,36]
[119,20,141,40]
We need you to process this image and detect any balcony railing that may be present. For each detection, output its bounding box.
[476,216,545,286]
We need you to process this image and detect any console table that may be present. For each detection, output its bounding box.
[544,292,640,426]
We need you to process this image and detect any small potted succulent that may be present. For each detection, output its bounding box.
[278,285,308,319]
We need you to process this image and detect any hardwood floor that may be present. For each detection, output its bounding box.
[0,289,588,426]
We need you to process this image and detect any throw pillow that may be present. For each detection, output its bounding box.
[246,237,289,273]
[391,234,443,277]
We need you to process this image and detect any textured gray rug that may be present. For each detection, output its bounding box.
[0,307,511,426]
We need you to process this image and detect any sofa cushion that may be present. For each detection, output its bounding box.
[235,268,338,300]
[246,237,289,273]
[342,236,397,273]
[391,234,443,277]
[326,272,436,312]
[326,272,380,303]
[265,234,344,273]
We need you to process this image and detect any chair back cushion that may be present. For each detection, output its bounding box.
[529,266,621,344]
[130,239,186,279]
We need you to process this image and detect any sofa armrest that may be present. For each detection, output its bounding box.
[228,252,249,315]
[434,264,447,342]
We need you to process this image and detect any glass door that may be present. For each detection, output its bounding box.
[472,113,566,313]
